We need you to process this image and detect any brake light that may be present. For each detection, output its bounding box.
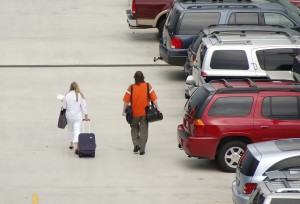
[201,71,207,77]
[132,0,136,14]
[171,37,182,49]
[243,183,257,194]
[192,119,205,137]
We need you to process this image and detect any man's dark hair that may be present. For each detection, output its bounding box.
[134,71,145,84]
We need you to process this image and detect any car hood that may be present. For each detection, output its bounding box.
[266,71,294,81]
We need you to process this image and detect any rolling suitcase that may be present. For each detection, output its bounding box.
[78,121,96,158]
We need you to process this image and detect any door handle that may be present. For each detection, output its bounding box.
[260,126,269,129]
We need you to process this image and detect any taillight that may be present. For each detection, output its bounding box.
[132,0,136,14]
[192,119,205,137]
[171,37,182,49]
[201,71,207,77]
[243,183,257,194]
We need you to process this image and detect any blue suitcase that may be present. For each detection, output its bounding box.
[78,121,96,158]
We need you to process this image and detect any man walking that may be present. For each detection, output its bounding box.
[122,71,160,155]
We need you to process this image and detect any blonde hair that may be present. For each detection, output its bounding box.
[69,82,85,102]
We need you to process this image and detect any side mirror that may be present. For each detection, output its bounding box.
[186,75,195,86]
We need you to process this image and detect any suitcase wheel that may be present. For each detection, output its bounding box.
[78,153,83,158]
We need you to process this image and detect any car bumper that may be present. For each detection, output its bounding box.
[177,124,218,159]
[126,10,138,27]
[159,42,187,66]
[232,181,249,204]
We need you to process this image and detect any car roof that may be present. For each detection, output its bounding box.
[202,31,300,46]
[204,79,300,94]
[247,139,300,158]
[177,2,285,11]
[201,25,300,36]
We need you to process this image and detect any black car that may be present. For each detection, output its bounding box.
[159,0,300,66]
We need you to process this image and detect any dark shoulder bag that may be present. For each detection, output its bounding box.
[145,83,163,123]
[58,107,67,129]
[125,85,134,124]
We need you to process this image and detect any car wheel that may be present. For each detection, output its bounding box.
[217,141,246,172]
[157,18,166,38]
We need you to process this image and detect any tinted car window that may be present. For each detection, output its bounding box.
[237,149,259,176]
[185,86,211,118]
[256,48,300,71]
[264,13,294,28]
[210,50,249,70]
[228,12,259,24]
[208,97,253,116]
[271,198,300,204]
[267,156,300,172]
[179,13,220,35]
[262,96,300,119]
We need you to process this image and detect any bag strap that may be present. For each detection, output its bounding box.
[130,84,133,104]
[146,83,153,105]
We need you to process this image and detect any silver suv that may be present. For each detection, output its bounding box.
[248,170,300,204]
[185,29,300,98]
[232,139,300,204]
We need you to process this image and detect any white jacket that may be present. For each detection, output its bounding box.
[62,91,88,120]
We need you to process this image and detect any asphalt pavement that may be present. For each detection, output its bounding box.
[0,1,234,203]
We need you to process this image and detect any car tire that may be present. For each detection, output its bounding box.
[217,141,246,172]
[157,18,166,38]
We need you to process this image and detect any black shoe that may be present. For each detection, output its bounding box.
[69,146,73,149]
[133,145,140,153]
[139,151,145,155]
[75,149,78,155]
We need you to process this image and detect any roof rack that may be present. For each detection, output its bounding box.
[212,33,252,44]
[210,78,300,93]
[210,78,260,88]
[186,4,257,9]
[210,31,300,45]
[179,0,253,3]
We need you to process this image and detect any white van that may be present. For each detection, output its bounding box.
[185,30,300,98]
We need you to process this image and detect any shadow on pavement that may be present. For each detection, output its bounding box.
[163,68,186,82]
[179,158,225,172]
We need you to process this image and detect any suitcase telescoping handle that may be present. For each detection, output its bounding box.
[82,120,91,133]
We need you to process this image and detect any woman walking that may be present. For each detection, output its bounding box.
[62,82,90,154]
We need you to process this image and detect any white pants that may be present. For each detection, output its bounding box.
[67,118,82,143]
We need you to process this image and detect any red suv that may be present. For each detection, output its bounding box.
[177,79,300,172]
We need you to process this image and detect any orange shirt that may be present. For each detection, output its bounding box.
[123,82,157,117]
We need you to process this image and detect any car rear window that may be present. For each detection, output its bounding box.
[256,48,300,71]
[262,96,300,119]
[238,149,259,176]
[228,12,259,24]
[210,50,249,70]
[208,96,253,116]
[179,12,220,35]
[266,156,300,172]
[271,198,300,204]
[184,86,211,118]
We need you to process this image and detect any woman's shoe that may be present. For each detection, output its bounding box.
[69,146,73,149]
[75,149,79,155]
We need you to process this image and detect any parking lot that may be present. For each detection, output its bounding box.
[0,1,234,203]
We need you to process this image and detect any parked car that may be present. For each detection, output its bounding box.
[248,170,300,204]
[185,29,300,98]
[159,1,300,66]
[184,24,300,77]
[126,0,173,37]
[177,79,300,172]
[232,139,300,204]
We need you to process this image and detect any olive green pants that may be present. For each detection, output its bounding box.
[130,116,148,152]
